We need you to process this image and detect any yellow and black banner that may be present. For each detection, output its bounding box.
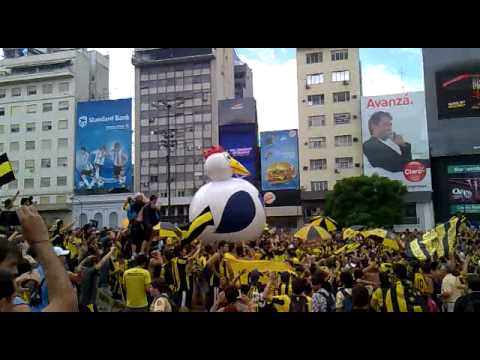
[180,206,215,245]
[0,153,15,187]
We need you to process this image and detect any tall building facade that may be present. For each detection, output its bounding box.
[234,51,253,99]
[132,48,235,223]
[296,48,363,216]
[423,48,480,222]
[0,49,109,224]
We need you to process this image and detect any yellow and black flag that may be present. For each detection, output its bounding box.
[0,153,15,187]
[180,206,215,246]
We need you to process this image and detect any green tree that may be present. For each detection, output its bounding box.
[325,175,407,228]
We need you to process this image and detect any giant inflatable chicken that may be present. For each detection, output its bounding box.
[188,146,266,244]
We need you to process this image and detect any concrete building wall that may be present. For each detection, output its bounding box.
[296,48,362,192]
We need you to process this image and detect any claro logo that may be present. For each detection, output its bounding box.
[452,188,473,199]
[403,161,426,182]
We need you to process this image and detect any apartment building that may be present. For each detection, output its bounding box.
[132,48,235,223]
[296,48,363,216]
[0,49,109,224]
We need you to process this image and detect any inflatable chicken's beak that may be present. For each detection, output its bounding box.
[229,158,250,176]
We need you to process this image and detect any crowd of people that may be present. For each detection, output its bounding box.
[1,192,480,312]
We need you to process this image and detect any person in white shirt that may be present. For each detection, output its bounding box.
[77,147,94,189]
[441,264,467,312]
[362,111,413,173]
[110,142,128,185]
[93,145,108,187]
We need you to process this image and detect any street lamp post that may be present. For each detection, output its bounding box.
[151,99,184,220]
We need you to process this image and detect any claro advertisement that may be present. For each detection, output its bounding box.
[260,130,299,191]
[75,99,132,194]
[448,165,480,214]
[361,91,432,192]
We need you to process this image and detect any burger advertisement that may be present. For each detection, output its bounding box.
[260,130,300,191]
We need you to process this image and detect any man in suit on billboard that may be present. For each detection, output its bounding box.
[363,111,412,173]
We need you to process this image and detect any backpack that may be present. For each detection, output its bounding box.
[316,289,336,312]
[340,288,353,312]
[289,295,309,312]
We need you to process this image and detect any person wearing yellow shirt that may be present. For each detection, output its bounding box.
[123,254,152,312]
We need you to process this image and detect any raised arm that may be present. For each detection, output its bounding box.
[94,246,115,271]
[17,206,78,312]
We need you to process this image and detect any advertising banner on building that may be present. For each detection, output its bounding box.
[260,130,299,191]
[436,71,480,119]
[361,91,432,192]
[219,123,259,186]
[448,165,480,214]
[75,99,132,194]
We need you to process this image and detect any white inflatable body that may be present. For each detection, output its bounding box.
[189,177,266,244]
[188,148,266,244]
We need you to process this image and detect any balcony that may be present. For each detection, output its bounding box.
[132,48,214,66]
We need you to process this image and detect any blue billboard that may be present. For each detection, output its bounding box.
[75,99,132,194]
[219,124,258,187]
[260,130,300,191]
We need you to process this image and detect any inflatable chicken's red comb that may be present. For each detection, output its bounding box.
[203,145,225,159]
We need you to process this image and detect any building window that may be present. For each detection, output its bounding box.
[312,181,328,192]
[12,88,21,97]
[41,139,52,150]
[25,141,35,150]
[0,89,5,98]
[42,84,53,94]
[27,86,37,96]
[57,176,67,186]
[309,137,327,149]
[80,213,88,227]
[57,157,68,167]
[8,180,18,190]
[331,49,348,61]
[27,104,37,114]
[335,157,353,169]
[11,124,20,133]
[58,82,69,93]
[332,70,350,82]
[177,190,185,197]
[41,158,51,168]
[39,196,50,205]
[24,178,34,189]
[40,177,50,188]
[10,142,19,152]
[94,213,103,228]
[109,212,118,228]
[26,123,36,132]
[306,52,322,64]
[307,73,324,85]
[150,175,158,183]
[58,101,69,111]
[43,103,53,112]
[333,91,350,103]
[307,94,324,106]
[310,159,327,170]
[56,195,67,204]
[335,135,352,147]
[11,105,22,116]
[0,143,3,153]
[308,115,326,127]
[0,107,5,117]
[334,113,351,125]
[58,120,68,129]
[58,138,68,148]
[160,192,167,198]
[42,121,52,131]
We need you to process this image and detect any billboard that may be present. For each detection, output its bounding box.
[436,71,480,119]
[260,130,299,191]
[361,92,432,192]
[75,99,132,194]
[219,123,259,186]
[218,98,257,126]
[448,164,480,214]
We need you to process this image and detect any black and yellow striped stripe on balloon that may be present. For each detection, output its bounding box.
[180,206,215,246]
[0,153,15,187]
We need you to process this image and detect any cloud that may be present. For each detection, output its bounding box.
[399,48,422,56]
[240,55,298,132]
[361,64,424,96]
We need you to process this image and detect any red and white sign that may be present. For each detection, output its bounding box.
[403,161,426,182]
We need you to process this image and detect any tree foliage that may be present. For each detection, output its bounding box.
[325,175,407,228]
